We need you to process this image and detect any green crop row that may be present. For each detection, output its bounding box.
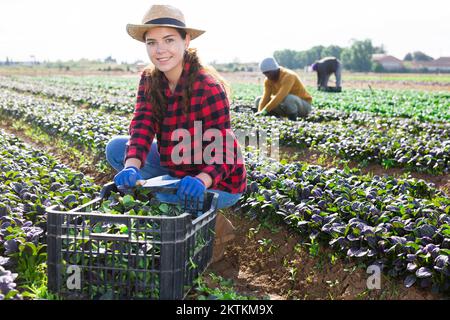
[1,89,448,175]
[232,83,450,122]
[312,88,450,122]
[0,76,136,114]
[233,113,450,174]
[241,153,450,293]
[0,129,99,300]
[1,117,449,296]
[0,89,129,153]
[2,76,449,121]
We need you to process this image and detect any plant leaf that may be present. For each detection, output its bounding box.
[416,267,433,279]
[404,275,416,288]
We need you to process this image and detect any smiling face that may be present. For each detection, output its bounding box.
[145,26,190,77]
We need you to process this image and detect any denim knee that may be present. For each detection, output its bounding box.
[105,136,128,171]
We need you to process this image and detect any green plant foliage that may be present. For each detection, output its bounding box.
[240,153,450,293]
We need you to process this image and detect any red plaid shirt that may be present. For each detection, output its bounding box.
[125,61,247,194]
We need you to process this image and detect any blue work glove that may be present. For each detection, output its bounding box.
[177,176,206,201]
[114,166,142,187]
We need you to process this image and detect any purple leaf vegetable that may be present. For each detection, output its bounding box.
[407,262,418,272]
[4,240,19,255]
[416,267,433,279]
[0,266,18,295]
[404,275,416,288]
[434,255,448,272]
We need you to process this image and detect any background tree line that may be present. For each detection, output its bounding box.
[274,39,385,72]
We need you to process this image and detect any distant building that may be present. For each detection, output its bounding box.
[409,57,450,72]
[372,54,404,71]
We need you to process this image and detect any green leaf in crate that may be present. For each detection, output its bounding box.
[122,195,135,208]
[158,203,169,214]
[101,200,111,212]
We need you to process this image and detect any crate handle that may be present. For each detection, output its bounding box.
[90,233,129,241]
[100,182,118,198]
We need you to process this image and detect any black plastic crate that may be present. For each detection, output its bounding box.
[46,182,218,300]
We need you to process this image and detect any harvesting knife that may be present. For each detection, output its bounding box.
[136,175,180,187]
[116,175,180,194]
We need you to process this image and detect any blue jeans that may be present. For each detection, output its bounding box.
[255,94,312,118]
[105,136,243,210]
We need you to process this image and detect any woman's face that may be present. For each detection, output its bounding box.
[145,27,190,74]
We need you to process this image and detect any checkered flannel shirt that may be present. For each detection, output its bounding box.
[125,61,247,194]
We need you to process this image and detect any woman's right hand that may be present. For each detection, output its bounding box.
[114,166,142,187]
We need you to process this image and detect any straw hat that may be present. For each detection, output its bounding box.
[126,5,205,43]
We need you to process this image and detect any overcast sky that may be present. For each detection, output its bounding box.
[1,0,449,64]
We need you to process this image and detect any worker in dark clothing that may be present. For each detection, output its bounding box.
[311,57,342,92]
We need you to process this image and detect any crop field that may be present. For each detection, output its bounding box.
[0,73,449,300]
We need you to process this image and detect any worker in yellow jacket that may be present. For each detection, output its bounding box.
[255,57,312,120]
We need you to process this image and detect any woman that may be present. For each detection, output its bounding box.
[105,4,247,211]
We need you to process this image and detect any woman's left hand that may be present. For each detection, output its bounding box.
[177,176,206,201]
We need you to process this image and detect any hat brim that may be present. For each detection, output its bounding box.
[126,24,205,42]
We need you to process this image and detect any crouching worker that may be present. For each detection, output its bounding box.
[311,56,342,92]
[105,5,247,263]
[255,57,313,121]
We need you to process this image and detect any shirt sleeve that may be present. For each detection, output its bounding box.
[124,73,156,167]
[261,74,295,113]
[200,83,239,189]
[258,79,272,111]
